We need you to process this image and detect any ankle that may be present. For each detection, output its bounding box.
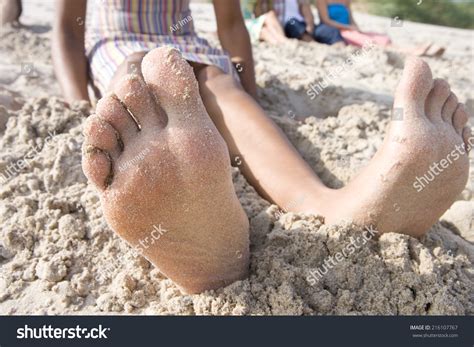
[283,183,339,218]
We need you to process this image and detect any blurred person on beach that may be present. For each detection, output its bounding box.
[53,0,472,294]
[315,0,445,56]
[240,0,336,45]
[0,0,22,26]
[283,0,344,44]
[241,0,292,44]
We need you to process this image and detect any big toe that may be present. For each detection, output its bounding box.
[141,47,204,123]
[394,56,433,117]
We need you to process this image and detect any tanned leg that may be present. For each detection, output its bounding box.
[261,10,289,44]
[196,59,471,237]
[194,64,332,214]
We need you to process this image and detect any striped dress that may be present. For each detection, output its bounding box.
[85,0,236,97]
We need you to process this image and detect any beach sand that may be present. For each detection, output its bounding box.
[0,1,473,315]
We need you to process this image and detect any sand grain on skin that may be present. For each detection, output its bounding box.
[0,96,472,315]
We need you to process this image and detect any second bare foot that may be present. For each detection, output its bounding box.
[323,57,471,237]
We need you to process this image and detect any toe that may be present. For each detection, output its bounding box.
[453,104,469,135]
[462,127,473,152]
[82,147,113,190]
[394,57,433,117]
[436,48,445,57]
[96,95,140,146]
[114,74,166,130]
[83,114,122,159]
[441,93,458,123]
[141,47,203,123]
[425,79,451,121]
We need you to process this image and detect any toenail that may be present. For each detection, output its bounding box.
[94,118,125,151]
[392,108,404,121]
[83,145,114,187]
[117,136,124,151]
[112,94,142,131]
[104,169,114,188]
[84,144,101,155]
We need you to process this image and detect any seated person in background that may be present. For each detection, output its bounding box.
[284,0,344,44]
[241,0,301,44]
[316,0,445,56]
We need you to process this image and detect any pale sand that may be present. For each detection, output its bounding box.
[0,2,473,315]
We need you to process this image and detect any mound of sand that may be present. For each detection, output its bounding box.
[0,2,473,315]
[0,94,472,315]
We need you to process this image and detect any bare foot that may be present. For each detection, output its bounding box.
[412,42,432,56]
[411,42,445,58]
[426,44,446,58]
[260,10,291,44]
[323,57,471,237]
[82,47,249,294]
